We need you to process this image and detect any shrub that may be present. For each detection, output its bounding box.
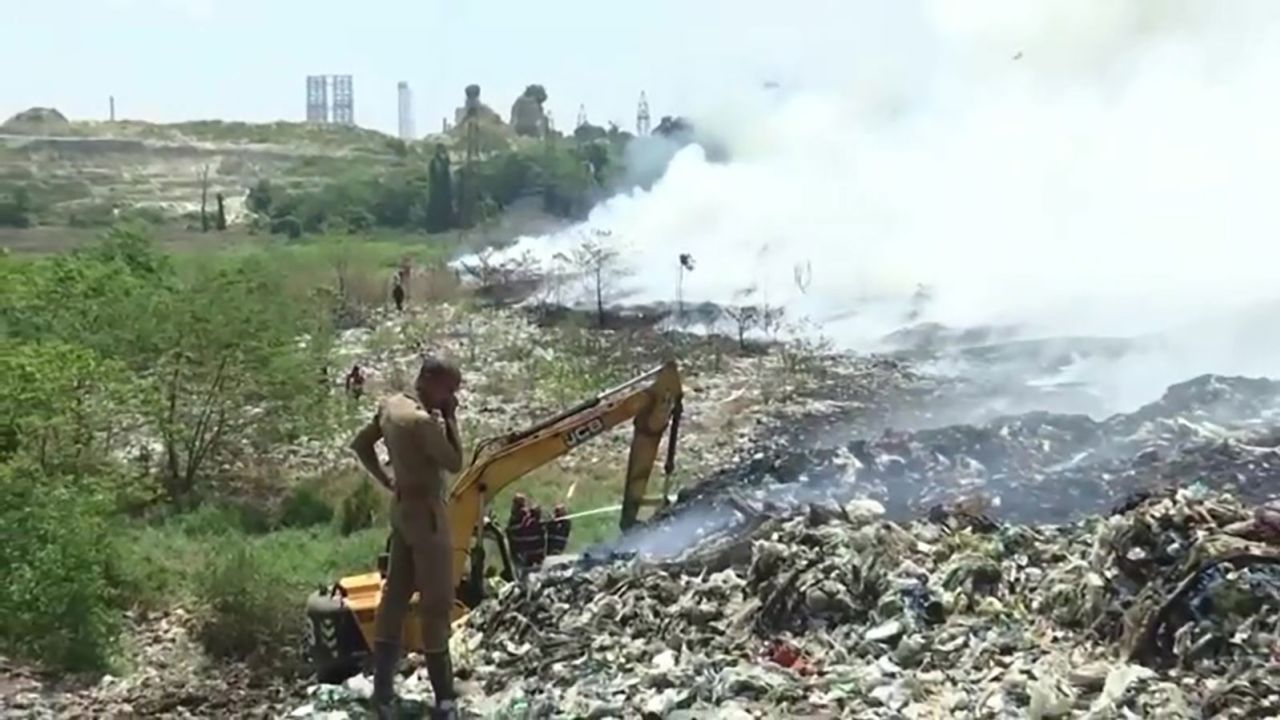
[174,501,273,536]
[194,538,300,671]
[271,215,302,239]
[279,483,335,529]
[339,479,380,536]
[0,462,122,672]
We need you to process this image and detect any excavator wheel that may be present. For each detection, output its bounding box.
[305,588,368,684]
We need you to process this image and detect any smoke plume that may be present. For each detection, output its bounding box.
[496,0,1280,413]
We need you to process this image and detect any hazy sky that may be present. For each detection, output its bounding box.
[1,0,921,135]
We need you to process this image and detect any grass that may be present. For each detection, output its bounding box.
[115,502,387,610]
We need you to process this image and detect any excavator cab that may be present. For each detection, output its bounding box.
[305,360,685,683]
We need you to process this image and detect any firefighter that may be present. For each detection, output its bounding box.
[510,503,545,568]
[502,494,530,580]
[524,505,548,567]
[546,503,571,555]
[507,493,529,530]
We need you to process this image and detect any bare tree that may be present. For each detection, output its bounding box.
[458,247,542,305]
[760,302,786,343]
[723,285,764,349]
[724,305,760,350]
[554,229,633,328]
[159,354,230,507]
[199,164,211,232]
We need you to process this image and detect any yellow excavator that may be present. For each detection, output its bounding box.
[304,360,684,682]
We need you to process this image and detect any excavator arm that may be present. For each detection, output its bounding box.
[446,360,683,615]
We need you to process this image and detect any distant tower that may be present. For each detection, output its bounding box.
[636,92,651,135]
[397,82,415,140]
[109,96,116,122]
[332,75,355,126]
[576,104,588,128]
[306,75,329,123]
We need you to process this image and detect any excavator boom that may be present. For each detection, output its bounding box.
[446,359,683,608]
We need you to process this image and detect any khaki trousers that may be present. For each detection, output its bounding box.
[374,502,453,653]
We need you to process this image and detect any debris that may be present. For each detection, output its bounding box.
[277,487,1280,717]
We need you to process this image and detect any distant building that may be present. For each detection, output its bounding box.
[306,75,355,126]
[332,75,354,126]
[398,81,415,140]
[306,76,329,123]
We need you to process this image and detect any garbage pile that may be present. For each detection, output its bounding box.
[284,373,1280,718]
[285,490,1280,718]
[444,489,1279,718]
[663,374,1280,539]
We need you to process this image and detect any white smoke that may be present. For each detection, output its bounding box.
[493,0,1280,413]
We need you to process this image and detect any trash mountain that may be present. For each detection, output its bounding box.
[290,373,1280,718]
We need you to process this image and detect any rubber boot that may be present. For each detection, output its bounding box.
[425,651,458,720]
[371,641,400,720]
[429,698,459,720]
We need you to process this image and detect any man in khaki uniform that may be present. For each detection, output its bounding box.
[350,357,463,720]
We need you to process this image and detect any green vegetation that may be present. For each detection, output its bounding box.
[1,104,635,236]
[0,224,439,674]
[0,215,832,681]
[242,132,624,239]
[0,185,33,228]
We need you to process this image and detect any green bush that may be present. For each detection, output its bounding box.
[339,479,380,536]
[0,185,33,228]
[0,462,123,672]
[279,483,334,529]
[271,215,302,239]
[194,538,300,670]
[172,502,273,536]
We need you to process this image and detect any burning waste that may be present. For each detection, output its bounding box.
[290,374,1280,718]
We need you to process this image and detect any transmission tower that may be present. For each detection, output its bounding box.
[576,104,588,128]
[637,92,651,135]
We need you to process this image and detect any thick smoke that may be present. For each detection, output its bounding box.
[494,0,1280,413]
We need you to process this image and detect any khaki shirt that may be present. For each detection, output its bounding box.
[356,393,463,542]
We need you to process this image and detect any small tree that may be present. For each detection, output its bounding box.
[425,144,454,233]
[554,229,633,328]
[247,179,273,215]
[724,305,761,350]
[760,303,786,343]
[723,285,765,350]
[0,186,33,228]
